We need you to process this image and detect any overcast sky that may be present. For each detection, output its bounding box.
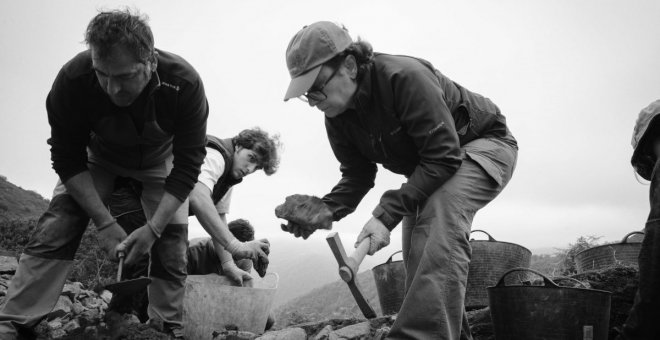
[1,0,659,265]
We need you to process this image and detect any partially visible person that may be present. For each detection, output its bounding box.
[0,9,210,339]
[618,99,660,339]
[280,22,517,339]
[187,219,255,276]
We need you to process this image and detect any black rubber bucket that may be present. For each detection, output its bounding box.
[465,230,531,310]
[488,268,611,340]
[372,250,405,315]
[574,231,644,273]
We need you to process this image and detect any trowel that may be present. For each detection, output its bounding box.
[105,251,151,296]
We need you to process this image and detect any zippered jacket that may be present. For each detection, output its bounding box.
[322,53,516,229]
[46,49,208,201]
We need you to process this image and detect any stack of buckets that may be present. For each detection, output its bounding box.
[474,229,617,340]
[370,229,619,339]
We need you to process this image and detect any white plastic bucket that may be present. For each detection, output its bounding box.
[183,273,278,339]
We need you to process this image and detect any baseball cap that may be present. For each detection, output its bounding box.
[631,99,660,180]
[284,21,352,101]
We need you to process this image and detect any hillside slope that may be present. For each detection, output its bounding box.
[273,269,383,328]
[0,175,49,221]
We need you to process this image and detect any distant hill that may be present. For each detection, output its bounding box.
[0,175,49,221]
[273,269,383,328]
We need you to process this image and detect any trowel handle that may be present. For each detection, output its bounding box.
[339,238,370,282]
[117,252,125,282]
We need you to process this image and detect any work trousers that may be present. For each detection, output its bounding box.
[387,137,517,340]
[0,155,189,339]
[617,159,660,339]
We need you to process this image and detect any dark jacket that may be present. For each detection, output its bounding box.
[46,49,208,201]
[322,53,516,230]
[206,136,243,205]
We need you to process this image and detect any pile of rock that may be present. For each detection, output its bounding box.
[213,316,394,340]
[0,251,641,340]
[0,254,167,339]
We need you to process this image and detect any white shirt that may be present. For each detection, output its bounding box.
[197,147,233,214]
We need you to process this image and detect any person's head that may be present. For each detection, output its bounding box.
[632,100,660,180]
[230,128,282,179]
[85,9,157,107]
[284,21,374,118]
[228,219,255,242]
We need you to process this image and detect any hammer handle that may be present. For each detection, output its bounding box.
[116,252,125,282]
[339,238,370,282]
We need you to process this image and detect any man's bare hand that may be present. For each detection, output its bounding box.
[97,221,127,261]
[115,223,158,266]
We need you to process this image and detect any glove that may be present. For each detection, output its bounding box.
[254,238,270,277]
[115,222,159,266]
[226,238,270,263]
[356,216,391,255]
[280,222,315,239]
[221,260,253,286]
[275,194,333,237]
[97,219,127,261]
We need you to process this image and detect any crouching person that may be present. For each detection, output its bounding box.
[106,129,280,329]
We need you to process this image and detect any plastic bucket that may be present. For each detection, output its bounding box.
[575,231,644,273]
[488,268,611,340]
[372,250,405,315]
[465,230,531,310]
[183,273,278,339]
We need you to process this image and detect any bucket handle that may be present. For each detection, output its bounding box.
[470,229,496,242]
[550,276,591,289]
[495,267,559,288]
[385,250,403,264]
[621,231,645,243]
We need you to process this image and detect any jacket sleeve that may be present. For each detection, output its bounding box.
[373,63,462,230]
[322,118,378,221]
[166,77,209,201]
[46,68,91,183]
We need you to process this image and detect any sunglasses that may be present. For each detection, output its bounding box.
[299,65,340,103]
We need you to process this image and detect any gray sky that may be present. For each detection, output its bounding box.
[1,0,659,266]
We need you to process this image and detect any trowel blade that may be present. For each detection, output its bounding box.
[105,277,152,296]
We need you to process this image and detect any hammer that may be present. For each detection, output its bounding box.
[326,232,376,318]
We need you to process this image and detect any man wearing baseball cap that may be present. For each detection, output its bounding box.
[280,21,518,339]
[617,99,660,339]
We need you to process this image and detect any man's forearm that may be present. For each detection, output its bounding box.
[148,191,186,234]
[64,171,113,227]
[189,182,236,247]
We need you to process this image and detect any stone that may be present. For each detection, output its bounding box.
[99,289,113,304]
[47,319,63,330]
[295,318,363,336]
[372,327,390,340]
[49,328,67,339]
[330,321,370,339]
[47,295,72,321]
[80,296,102,309]
[83,325,99,339]
[0,255,18,274]
[313,325,333,340]
[256,327,307,340]
[78,308,101,324]
[61,281,84,300]
[71,301,85,314]
[212,330,258,340]
[62,319,81,333]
